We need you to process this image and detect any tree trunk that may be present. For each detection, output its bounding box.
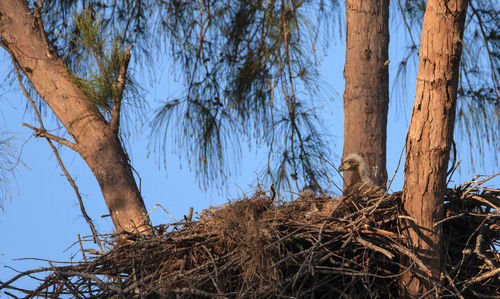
[0,0,152,235]
[401,0,468,296]
[342,0,389,189]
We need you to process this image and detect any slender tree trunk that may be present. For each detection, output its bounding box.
[0,0,152,235]
[401,0,468,296]
[343,0,389,188]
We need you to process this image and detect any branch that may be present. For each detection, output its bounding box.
[22,123,78,151]
[110,46,133,133]
[356,237,395,259]
[7,51,102,249]
[3,41,79,152]
[466,267,500,285]
[33,0,54,59]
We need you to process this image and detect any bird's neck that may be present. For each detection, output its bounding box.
[350,170,362,186]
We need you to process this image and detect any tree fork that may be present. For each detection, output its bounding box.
[401,0,468,296]
[0,0,152,235]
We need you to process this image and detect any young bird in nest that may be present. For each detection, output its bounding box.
[339,153,380,196]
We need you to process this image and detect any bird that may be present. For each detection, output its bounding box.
[339,153,379,196]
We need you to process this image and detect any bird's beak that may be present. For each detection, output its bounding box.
[339,164,345,172]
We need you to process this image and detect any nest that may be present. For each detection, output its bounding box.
[1,176,499,298]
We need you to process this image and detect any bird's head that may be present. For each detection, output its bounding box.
[339,159,357,172]
[339,153,365,175]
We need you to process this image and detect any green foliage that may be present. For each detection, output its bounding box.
[30,0,342,192]
[41,0,151,57]
[153,0,341,191]
[456,2,500,167]
[66,6,137,118]
[35,0,497,190]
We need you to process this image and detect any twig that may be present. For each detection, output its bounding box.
[391,243,433,277]
[461,172,500,198]
[356,237,394,259]
[471,195,499,213]
[387,146,405,191]
[21,123,78,151]
[146,204,178,222]
[58,271,124,294]
[174,287,227,298]
[443,270,464,299]
[78,234,87,263]
[465,267,500,285]
[48,262,84,299]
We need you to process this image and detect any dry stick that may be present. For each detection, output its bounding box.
[293,220,328,287]
[8,53,103,251]
[186,207,194,221]
[387,146,405,192]
[58,271,124,294]
[77,234,95,297]
[356,237,394,259]
[390,242,432,277]
[174,287,226,298]
[461,172,500,198]
[21,123,77,151]
[466,267,500,285]
[2,283,41,297]
[443,270,465,299]
[77,234,87,263]
[4,290,24,298]
[122,273,154,293]
[433,213,466,227]
[454,216,490,282]
[0,266,62,291]
[201,244,223,296]
[471,194,499,213]
[48,262,84,299]
[473,229,496,270]
[146,204,178,222]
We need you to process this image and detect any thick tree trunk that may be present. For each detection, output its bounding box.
[401,0,467,296]
[0,0,152,235]
[343,0,389,188]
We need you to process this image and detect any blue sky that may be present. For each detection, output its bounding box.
[0,9,498,292]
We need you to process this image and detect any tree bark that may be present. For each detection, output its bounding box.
[342,0,389,189]
[401,0,468,296]
[0,0,152,235]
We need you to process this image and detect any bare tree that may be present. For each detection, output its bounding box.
[401,0,468,296]
[0,0,152,235]
[342,0,389,189]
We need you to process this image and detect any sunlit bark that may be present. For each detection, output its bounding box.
[401,0,468,296]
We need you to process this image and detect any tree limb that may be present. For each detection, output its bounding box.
[22,123,78,151]
[33,0,54,59]
[110,45,133,133]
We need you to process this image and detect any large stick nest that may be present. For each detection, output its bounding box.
[1,176,499,298]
